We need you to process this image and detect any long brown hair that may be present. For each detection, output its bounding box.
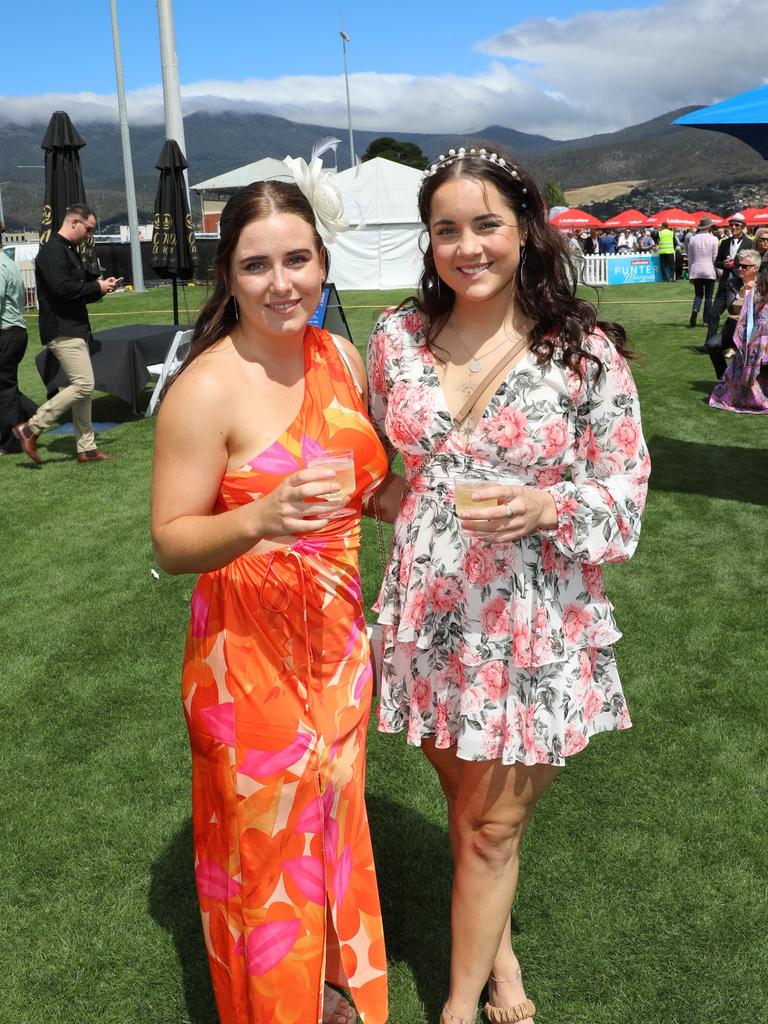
[410,146,630,374]
[161,180,328,398]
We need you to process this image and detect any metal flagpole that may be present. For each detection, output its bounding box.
[157,0,190,204]
[339,2,355,168]
[109,0,145,291]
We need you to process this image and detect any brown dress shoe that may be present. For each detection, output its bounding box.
[76,448,110,463]
[12,422,43,464]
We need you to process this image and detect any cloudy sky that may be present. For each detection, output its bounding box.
[1,0,765,139]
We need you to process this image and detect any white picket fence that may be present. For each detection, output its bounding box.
[580,254,608,286]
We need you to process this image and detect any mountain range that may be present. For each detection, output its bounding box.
[1,106,767,230]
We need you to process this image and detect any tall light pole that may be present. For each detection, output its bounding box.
[157,0,189,203]
[0,181,8,231]
[339,3,355,168]
[109,0,145,291]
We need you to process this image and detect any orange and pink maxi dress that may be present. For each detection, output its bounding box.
[181,326,389,1024]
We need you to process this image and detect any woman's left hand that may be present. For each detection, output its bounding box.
[460,484,558,543]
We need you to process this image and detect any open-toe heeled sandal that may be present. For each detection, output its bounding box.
[482,972,536,1024]
[442,1004,479,1024]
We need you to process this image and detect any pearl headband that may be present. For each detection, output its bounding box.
[423,147,528,208]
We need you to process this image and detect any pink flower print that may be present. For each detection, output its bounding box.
[537,466,565,488]
[283,856,325,904]
[563,723,587,757]
[190,588,210,638]
[411,675,432,712]
[464,543,498,587]
[583,686,605,724]
[435,699,451,746]
[195,859,242,902]
[562,603,593,643]
[461,686,483,716]
[370,346,386,394]
[475,661,509,702]
[401,310,424,335]
[482,716,506,759]
[581,564,606,600]
[584,425,600,464]
[513,701,538,758]
[541,418,569,458]
[398,492,419,524]
[511,619,532,666]
[388,408,423,448]
[534,603,549,635]
[403,588,428,629]
[557,495,580,519]
[578,649,594,685]
[485,407,529,448]
[398,545,415,584]
[508,435,539,467]
[458,641,483,667]
[240,730,312,779]
[481,596,510,637]
[246,918,301,976]
[428,575,464,613]
[541,539,568,576]
[531,633,553,665]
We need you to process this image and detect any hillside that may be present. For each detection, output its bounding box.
[1,105,767,230]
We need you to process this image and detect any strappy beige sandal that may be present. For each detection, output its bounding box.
[482,972,536,1023]
[442,1003,480,1024]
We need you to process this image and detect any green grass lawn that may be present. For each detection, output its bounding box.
[2,281,766,1024]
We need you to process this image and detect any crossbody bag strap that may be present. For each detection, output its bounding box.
[371,340,530,570]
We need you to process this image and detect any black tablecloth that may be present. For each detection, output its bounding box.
[35,324,186,414]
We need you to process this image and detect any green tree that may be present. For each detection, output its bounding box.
[361,137,429,171]
[542,180,567,209]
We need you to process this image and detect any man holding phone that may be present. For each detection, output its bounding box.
[14,204,121,464]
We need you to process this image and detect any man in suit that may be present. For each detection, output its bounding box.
[705,213,754,341]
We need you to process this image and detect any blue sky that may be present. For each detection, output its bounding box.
[1,0,764,139]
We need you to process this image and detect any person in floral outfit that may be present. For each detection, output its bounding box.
[366,147,650,1024]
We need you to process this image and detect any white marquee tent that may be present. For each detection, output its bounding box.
[334,158,423,290]
[191,155,425,290]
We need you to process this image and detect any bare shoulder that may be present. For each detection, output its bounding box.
[155,342,234,437]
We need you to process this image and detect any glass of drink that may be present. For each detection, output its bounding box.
[306,450,356,517]
[454,476,499,516]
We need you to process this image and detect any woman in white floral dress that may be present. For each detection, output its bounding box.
[366,148,650,1024]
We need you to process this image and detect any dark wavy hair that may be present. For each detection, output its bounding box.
[161,179,328,398]
[409,145,630,374]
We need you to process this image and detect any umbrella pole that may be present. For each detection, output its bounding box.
[173,278,179,325]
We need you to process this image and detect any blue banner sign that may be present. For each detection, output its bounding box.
[308,286,331,326]
[607,255,662,285]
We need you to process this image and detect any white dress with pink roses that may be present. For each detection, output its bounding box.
[367,304,650,767]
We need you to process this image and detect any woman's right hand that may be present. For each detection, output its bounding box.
[253,468,345,537]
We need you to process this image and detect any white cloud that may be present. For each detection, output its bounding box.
[1,0,766,139]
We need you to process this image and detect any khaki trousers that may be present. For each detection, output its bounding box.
[28,335,96,453]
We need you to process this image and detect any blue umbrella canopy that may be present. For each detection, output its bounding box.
[674,84,768,159]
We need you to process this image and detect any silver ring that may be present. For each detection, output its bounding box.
[506,500,515,518]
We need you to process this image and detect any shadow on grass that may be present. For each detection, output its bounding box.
[649,434,768,505]
[149,800,454,1024]
[149,818,218,1024]
[367,793,453,1022]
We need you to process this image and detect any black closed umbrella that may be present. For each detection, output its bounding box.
[150,139,198,325]
[39,110,99,275]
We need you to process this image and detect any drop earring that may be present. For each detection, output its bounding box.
[232,295,239,320]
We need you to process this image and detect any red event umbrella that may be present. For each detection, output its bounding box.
[549,208,604,229]
[691,210,726,226]
[601,208,649,228]
[731,207,761,223]
[646,208,697,228]
[749,208,768,224]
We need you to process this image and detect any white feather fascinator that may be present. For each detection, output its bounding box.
[283,138,349,244]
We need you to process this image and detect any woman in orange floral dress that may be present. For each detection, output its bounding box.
[151,173,389,1024]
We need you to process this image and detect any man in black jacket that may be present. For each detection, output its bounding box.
[13,204,120,464]
[705,214,753,342]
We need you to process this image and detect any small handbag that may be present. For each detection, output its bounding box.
[367,341,528,695]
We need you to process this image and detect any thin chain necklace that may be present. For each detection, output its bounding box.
[449,318,526,373]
